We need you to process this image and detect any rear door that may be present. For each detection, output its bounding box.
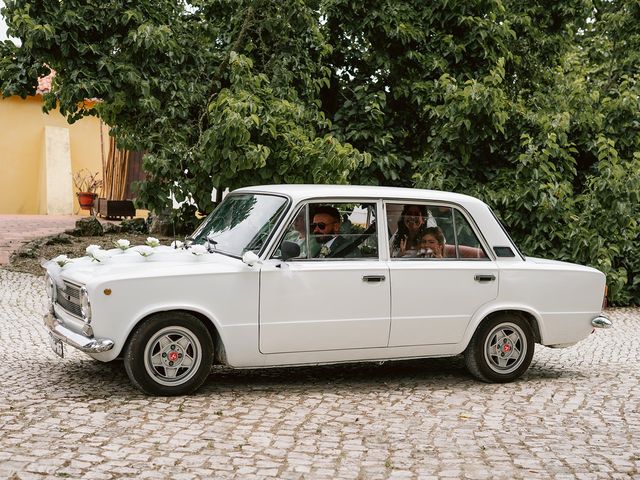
[386,202,498,347]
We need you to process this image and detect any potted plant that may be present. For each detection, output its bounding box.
[73,169,103,213]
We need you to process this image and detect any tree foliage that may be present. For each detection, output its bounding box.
[0,0,370,219]
[1,0,639,304]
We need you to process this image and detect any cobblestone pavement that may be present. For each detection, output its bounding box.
[1,270,639,480]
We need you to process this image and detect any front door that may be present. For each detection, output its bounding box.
[259,201,390,354]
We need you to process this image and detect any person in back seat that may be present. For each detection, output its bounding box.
[391,204,427,257]
[416,227,446,258]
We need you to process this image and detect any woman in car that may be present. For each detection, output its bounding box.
[391,204,427,257]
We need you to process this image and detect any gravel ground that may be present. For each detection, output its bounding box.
[0,269,638,479]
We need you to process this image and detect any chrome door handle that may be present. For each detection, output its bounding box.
[474,274,496,282]
[362,275,386,283]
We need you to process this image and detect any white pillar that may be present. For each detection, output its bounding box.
[42,126,74,215]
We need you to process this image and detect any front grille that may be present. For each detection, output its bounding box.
[57,281,82,318]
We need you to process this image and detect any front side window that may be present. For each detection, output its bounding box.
[274,202,378,260]
[387,203,487,259]
[191,193,288,257]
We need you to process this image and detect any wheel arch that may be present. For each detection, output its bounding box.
[123,308,228,366]
[466,306,543,349]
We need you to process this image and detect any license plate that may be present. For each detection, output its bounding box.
[49,334,64,358]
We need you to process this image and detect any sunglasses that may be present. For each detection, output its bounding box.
[310,221,335,230]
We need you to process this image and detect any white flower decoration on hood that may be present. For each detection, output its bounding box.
[135,245,155,257]
[146,237,161,247]
[190,244,208,256]
[85,244,110,262]
[52,254,72,267]
[90,249,111,263]
[114,239,131,250]
[86,244,102,255]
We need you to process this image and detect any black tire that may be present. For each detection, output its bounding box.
[124,311,213,396]
[464,313,535,383]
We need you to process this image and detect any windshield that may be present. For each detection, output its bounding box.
[191,193,288,257]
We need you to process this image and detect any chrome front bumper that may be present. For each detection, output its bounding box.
[591,315,613,329]
[44,313,114,353]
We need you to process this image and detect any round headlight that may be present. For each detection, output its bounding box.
[44,273,56,303]
[80,287,92,322]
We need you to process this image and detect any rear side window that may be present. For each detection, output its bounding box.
[387,203,487,260]
[452,210,487,259]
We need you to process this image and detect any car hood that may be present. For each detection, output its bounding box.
[44,245,247,287]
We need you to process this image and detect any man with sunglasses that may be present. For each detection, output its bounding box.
[310,205,360,258]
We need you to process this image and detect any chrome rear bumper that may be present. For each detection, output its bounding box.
[591,315,613,329]
[44,313,114,353]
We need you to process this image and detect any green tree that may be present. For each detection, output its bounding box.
[0,0,369,220]
[2,0,639,303]
[321,0,640,304]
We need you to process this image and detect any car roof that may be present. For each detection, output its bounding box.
[233,184,488,207]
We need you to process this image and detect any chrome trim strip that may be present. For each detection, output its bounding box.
[44,313,114,353]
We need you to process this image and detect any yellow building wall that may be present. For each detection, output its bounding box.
[0,95,108,214]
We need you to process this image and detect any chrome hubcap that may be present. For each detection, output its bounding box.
[484,322,527,374]
[144,326,202,386]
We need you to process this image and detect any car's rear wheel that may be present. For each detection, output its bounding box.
[464,313,534,383]
[124,312,213,395]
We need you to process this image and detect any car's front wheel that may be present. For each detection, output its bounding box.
[464,313,534,383]
[124,312,213,395]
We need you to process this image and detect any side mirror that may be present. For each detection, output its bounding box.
[242,251,262,267]
[280,241,301,261]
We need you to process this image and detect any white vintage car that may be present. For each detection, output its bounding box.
[43,185,612,395]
